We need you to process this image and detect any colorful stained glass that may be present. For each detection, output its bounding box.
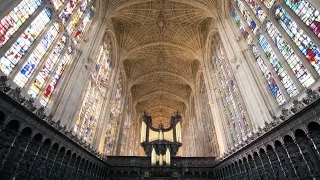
[266,21,314,87]
[0,8,51,75]
[59,0,81,24]
[232,9,253,44]
[13,23,60,87]
[285,0,320,38]
[28,34,67,97]
[50,0,65,10]
[0,0,42,47]
[260,0,276,9]
[74,81,103,142]
[212,37,248,142]
[275,6,320,75]
[92,46,112,95]
[244,0,267,22]
[258,34,298,97]
[234,0,259,34]
[66,0,88,34]
[252,45,286,105]
[74,8,92,43]
[40,46,73,106]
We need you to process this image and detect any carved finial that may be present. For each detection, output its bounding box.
[302,88,319,105]
[24,98,37,112]
[9,87,26,103]
[0,76,11,92]
[36,107,47,119]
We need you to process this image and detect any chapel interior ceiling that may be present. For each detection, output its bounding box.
[108,0,217,126]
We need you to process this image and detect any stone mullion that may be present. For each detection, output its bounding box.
[269,17,319,81]
[280,2,320,49]
[219,67,240,144]
[232,0,291,107]
[22,30,66,92]
[7,14,58,81]
[261,30,304,92]
[239,0,264,27]
[213,70,233,148]
[35,45,69,101]
[68,3,93,40]
[0,3,48,59]
[227,77,247,137]
[255,42,291,101]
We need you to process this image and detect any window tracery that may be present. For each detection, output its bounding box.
[104,76,123,155]
[74,45,112,143]
[284,0,320,38]
[212,35,250,144]
[232,0,320,106]
[0,0,93,107]
[0,0,42,47]
[274,6,320,75]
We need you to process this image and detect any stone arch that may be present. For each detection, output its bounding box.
[33,133,43,142]
[6,120,21,131]
[307,121,320,134]
[21,127,33,137]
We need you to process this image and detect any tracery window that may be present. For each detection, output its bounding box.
[0,0,42,47]
[0,8,51,75]
[265,21,314,87]
[211,35,249,144]
[104,76,123,155]
[232,0,320,106]
[284,0,320,38]
[252,45,286,105]
[74,45,112,143]
[0,0,93,108]
[274,7,320,75]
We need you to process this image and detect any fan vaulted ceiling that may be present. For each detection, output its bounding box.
[107,0,219,125]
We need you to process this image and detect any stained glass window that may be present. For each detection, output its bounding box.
[212,35,249,143]
[105,76,123,154]
[66,0,88,34]
[244,0,267,22]
[234,0,259,34]
[260,0,276,9]
[0,8,51,75]
[40,46,73,106]
[232,9,253,44]
[74,7,93,43]
[74,81,103,142]
[28,34,67,97]
[0,0,42,47]
[92,46,112,96]
[284,0,320,39]
[252,45,286,105]
[275,6,320,75]
[265,21,314,87]
[59,0,81,24]
[50,0,65,10]
[258,34,298,97]
[13,23,60,87]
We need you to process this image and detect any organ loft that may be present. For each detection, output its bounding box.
[0,0,320,179]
